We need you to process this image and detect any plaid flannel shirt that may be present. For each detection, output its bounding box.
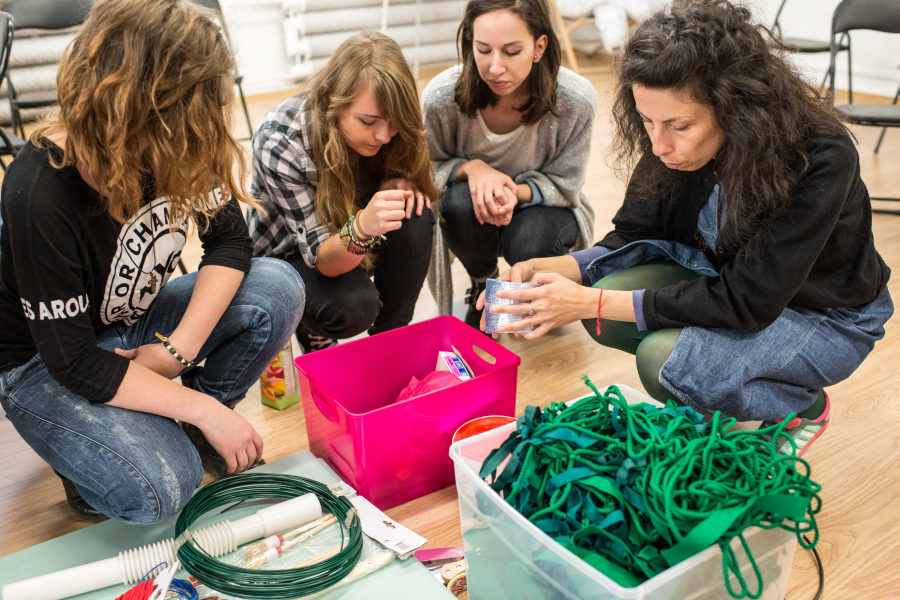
[247,94,332,268]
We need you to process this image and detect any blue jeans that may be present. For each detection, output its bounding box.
[659,286,893,421]
[0,258,304,524]
[440,182,579,279]
[584,240,894,421]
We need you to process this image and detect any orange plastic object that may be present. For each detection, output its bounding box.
[452,416,517,444]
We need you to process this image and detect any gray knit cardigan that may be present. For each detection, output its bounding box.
[422,65,597,315]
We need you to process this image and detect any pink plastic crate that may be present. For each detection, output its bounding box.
[295,316,520,510]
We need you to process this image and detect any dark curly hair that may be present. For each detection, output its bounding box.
[454,0,562,125]
[610,0,851,244]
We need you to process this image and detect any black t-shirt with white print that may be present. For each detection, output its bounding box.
[0,141,252,403]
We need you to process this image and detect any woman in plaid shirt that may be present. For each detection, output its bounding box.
[247,33,439,353]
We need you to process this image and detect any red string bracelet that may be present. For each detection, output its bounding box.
[596,288,604,335]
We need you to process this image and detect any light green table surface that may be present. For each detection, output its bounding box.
[0,451,455,600]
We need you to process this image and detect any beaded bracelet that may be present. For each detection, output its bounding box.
[350,211,385,249]
[155,332,196,368]
[339,217,367,255]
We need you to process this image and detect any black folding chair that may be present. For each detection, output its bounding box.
[3,0,94,139]
[0,11,26,170]
[191,0,254,141]
[771,0,852,100]
[829,0,900,215]
[872,84,899,154]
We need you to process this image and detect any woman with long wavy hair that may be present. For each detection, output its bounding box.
[479,0,892,456]
[423,0,597,328]
[247,32,438,352]
[0,0,305,523]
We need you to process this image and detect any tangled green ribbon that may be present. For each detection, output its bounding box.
[478,378,821,599]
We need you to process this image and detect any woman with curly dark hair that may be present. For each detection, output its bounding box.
[479,0,893,455]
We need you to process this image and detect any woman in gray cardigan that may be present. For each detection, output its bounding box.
[422,0,596,328]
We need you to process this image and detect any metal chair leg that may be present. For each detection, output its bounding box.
[874,86,900,154]
[846,35,852,104]
[8,103,22,140]
[14,109,24,139]
[177,258,189,275]
[6,75,24,139]
[874,128,888,154]
[871,195,900,216]
[819,68,830,93]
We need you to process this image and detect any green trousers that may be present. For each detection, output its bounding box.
[580,261,698,405]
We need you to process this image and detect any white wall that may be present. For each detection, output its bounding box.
[221,0,900,98]
[219,0,466,96]
[220,0,296,95]
[753,0,900,97]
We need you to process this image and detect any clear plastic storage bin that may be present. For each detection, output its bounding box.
[449,384,797,600]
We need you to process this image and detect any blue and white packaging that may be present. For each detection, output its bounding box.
[436,349,473,380]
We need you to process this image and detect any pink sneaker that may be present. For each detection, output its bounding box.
[763,391,831,457]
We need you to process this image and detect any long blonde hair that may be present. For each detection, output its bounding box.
[33,0,255,229]
[305,32,438,244]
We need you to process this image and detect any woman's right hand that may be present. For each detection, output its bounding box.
[356,190,413,237]
[475,260,537,336]
[458,160,517,226]
[195,402,264,474]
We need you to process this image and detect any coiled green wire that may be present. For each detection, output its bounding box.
[174,473,363,599]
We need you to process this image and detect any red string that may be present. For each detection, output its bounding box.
[596,288,604,335]
[115,580,154,600]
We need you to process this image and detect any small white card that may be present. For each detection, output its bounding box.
[349,495,428,560]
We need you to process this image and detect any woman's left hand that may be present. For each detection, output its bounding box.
[115,343,188,380]
[490,272,594,339]
[381,178,431,218]
[495,187,516,226]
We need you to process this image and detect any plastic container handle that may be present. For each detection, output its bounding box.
[311,391,339,423]
[470,344,497,365]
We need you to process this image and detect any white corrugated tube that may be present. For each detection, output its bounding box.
[2,493,322,600]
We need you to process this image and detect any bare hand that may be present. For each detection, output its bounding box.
[115,343,185,380]
[381,178,432,218]
[488,271,592,340]
[475,260,537,337]
[357,190,411,237]
[495,187,517,226]
[461,160,517,226]
[194,403,264,474]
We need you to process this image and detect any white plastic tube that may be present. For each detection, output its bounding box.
[2,493,321,600]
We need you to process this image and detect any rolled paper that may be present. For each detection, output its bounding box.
[484,279,544,334]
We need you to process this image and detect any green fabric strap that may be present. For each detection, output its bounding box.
[565,539,646,588]
[480,377,822,600]
[661,505,746,566]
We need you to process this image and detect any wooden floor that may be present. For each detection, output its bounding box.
[3,57,900,599]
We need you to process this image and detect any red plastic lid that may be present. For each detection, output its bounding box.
[452,415,517,443]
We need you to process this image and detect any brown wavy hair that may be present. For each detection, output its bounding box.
[305,31,438,266]
[610,0,850,244]
[455,0,562,125]
[33,0,254,229]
